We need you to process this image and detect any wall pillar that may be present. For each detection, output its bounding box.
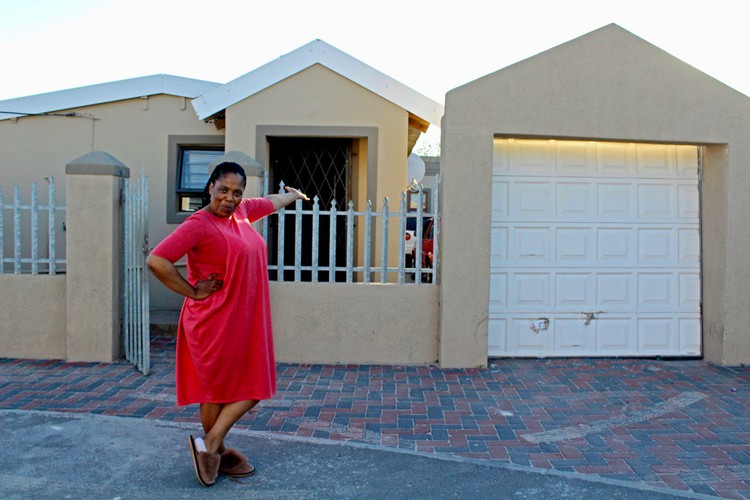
[65,151,129,362]
[209,150,265,198]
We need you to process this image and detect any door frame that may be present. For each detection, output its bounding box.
[256,125,379,205]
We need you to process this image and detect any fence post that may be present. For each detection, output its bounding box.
[65,151,129,362]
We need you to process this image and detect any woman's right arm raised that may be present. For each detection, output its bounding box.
[146,254,222,300]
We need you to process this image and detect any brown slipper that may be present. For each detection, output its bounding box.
[219,447,256,477]
[188,435,221,487]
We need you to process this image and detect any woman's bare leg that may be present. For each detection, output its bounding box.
[199,403,225,452]
[200,400,258,454]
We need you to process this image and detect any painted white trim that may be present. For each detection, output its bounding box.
[0,74,219,121]
[191,39,444,125]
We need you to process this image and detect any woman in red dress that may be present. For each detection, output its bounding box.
[147,162,307,486]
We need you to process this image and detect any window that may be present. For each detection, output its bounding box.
[167,135,224,223]
[177,147,224,212]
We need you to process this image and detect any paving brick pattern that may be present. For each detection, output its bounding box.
[1,336,749,499]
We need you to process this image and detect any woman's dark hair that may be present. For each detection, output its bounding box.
[201,162,247,207]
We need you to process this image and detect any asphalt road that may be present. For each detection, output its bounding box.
[1,410,711,499]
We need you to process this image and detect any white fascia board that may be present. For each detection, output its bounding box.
[192,40,444,124]
[0,74,219,121]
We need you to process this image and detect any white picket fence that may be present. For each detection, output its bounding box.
[262,174,439,284]
[0,175,440,285]
[0,177,66,275]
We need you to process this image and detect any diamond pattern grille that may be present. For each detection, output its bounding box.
[269,138,350,207]
[268,138,352,281]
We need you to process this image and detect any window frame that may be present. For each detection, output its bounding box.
[167,135,225,223]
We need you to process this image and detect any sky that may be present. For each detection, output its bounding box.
[2,0,749,145]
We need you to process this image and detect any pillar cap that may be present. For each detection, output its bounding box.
[65,151,130,178]
[209,151,264,178]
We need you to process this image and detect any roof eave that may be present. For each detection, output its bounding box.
[0,74,220,121]
[192,40,444,125]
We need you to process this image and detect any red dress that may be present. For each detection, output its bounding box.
[150,198,276,406]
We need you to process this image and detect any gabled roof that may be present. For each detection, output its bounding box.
[446,23,750,146]
[191,39,444,125]
[0,74,219,121]
[453,23,748,103]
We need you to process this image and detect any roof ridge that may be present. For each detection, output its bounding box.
[191,39,444,124]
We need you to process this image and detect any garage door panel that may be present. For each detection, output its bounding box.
[509,318,550,352]
[678,184,700,218]
[678,273,701,307]
[488,319,507,355]
[597,273,635,308]
[638,184,674,218]
[556,228,594,262]
[678,228,700,262]
[490,139,700,357]
[514,227,552,262]
[635,143,674,176]
[598,183,635,219]
[489,273,508,310]
[556,141,594,175]
[490,225,508,264]
[637,318,675,353]
[598,228,636,264]
[679,319,701,354]
[638,273,674,308]
[513,181,552,218]
[554,319,594,353]
[637,228,675,263]
[595,319,635,352]
[491,180,509,219]
[492,141,510,174]
[515,140,553,175]
[513,273,551,307]
[677,145,700,178]
[557,182,595,217]
[597,142,632,175]
[556,273,593,306]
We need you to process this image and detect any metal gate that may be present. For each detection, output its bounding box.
[122,169,150,375]
[267,137,351,281]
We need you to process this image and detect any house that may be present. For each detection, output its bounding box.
[4,25,750,368]
[0,39,444,315]
[0,40,444,366]
[440,24,750,367]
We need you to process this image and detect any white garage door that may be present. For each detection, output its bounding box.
[489,139,701,357]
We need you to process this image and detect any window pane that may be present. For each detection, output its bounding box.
[179,148,224,190]
[180,194,204,212]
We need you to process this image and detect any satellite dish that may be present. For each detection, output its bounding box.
[406,153,425,191]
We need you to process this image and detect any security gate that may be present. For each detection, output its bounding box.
[122,169,150,375]
[267,137,351,281]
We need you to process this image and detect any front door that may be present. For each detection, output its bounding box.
[267,137,352,281]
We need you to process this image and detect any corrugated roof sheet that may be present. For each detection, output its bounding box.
[0,74,219,121]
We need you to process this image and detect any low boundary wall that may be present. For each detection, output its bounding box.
[0,275,66,359]
[271,282,440,365]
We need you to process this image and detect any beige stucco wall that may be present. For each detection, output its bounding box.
[225,64,409,204]
[441,24,750,367]
[1,69,439,366]
[65,158,127,362]
[271,282,439,364]
[0,275,67,359]
[0,95,224,311]
[225,65,410,271]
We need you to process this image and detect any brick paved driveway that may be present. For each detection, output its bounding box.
[1,336,748,499]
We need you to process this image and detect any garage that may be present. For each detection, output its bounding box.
[488,138,701,357]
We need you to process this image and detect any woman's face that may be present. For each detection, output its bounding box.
[207,173,245,217]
